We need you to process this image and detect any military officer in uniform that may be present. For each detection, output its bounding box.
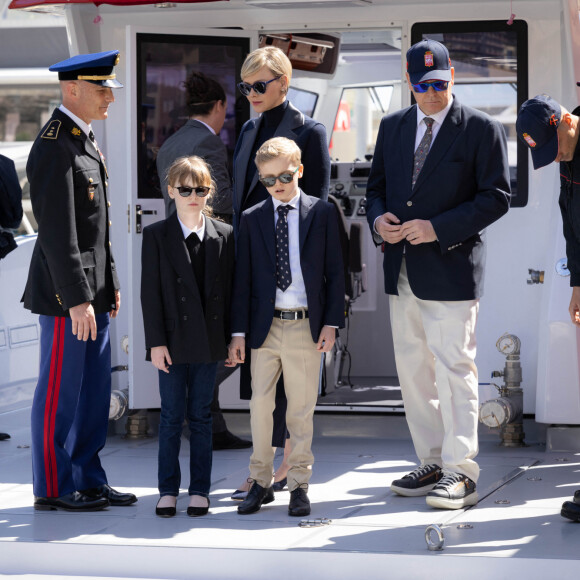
[23,51,137,511]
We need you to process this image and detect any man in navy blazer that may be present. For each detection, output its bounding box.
[366,39,510,509]
[229,137,344,517]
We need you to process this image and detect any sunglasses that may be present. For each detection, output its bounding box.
[237,75,282,96]
[174,185,210,198]
[258,166,300,188]
[411,81,449,93]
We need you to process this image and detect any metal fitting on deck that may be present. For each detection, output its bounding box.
[478,333,525,447]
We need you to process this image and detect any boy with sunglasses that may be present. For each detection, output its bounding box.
[366,39,510,509]
[228,137,344,517]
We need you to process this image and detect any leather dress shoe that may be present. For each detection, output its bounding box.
[34,492,109,512]
[561,499,580,522]
[80,484,137,506]
[237,481,274,515]
[156,497,176,518]
[273,477,287,492]
[288,484,311,517]
[187,497,210,517]
[0,433,10,441]
[213,430,252,450]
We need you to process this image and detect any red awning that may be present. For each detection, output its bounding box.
[9,0,224,8]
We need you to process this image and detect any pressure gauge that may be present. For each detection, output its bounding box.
[496,333,520,355]
[479,398,512,428]
[556,258,570,277]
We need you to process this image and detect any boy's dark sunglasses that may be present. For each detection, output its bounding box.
[411,80,449,93]
[237,75,282,96]
[175,186,210,197]
[258,166,300,188]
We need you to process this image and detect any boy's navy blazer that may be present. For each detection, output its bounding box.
[141,212,234,364]
[365,97,510,301]
[232,101,330,234]
[231,190,345,350]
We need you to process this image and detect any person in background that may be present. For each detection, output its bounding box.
[515,94,580,523]
[230,45,331,499]
[366,39,510,510]
[156,71,251,452]
[0,153,23,443]
[142,155,235,518]
[23,51,137,511]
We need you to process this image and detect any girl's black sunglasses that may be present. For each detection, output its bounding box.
[175,186,210,198]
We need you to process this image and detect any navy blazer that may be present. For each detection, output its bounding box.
[141,212,234,364]
[366,97,510,301]
[0,154,23,229]
[231,190,345,350]
[232,101,330,235]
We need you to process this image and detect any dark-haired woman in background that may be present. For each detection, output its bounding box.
[230,46,330,500]
[157,71,232,223]
[156,71,252,452]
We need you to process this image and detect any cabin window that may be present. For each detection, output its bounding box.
[329,85,394,162]
[136,33,250,200]
[412,21,529,207]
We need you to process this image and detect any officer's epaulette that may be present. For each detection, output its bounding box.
[41,120,61,140]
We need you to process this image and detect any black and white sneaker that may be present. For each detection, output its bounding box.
[390,464,443,497]
[426,471,478,509]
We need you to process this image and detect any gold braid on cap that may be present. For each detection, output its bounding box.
[77,74,117,81]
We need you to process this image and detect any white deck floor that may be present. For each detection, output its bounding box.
[0,408,578,579]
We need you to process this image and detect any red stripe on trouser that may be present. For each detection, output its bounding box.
[43,318,65,497]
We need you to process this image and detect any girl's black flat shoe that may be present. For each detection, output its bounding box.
[156,498,176,518]
[187,497,210,517]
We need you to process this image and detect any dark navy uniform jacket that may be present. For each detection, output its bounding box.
[559,105,580,288]
[23,108,119,316]
[366,97,510,301]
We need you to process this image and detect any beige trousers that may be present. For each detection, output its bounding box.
[249,316,322,491]
[389,259,480,482]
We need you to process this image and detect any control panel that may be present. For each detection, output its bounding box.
[329,161,371,219]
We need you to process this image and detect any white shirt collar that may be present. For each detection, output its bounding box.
[416,94,454,127]
[59,104,92,138]
[193,118,216,135]
[177,213,206,242]
[272,190,300,212]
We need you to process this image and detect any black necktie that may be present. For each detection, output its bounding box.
[276,205,292,292]
[412,117,434,187]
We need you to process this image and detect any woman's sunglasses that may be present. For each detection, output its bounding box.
[258,166,300,188]
[174,186,210,198]
[411,81,449,93]
[237,76,282,96]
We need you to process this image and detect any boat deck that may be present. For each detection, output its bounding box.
[0,407,579,579]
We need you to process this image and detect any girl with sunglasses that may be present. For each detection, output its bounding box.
[141,155,235,518]
[230,46,331,500]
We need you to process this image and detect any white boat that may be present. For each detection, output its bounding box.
[1,0,579,577]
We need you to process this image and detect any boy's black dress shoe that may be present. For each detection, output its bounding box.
[213,430,252,450]
[187,498,210,517]
[561,500,580,522]
[288,484,311,517]
[34,492,109,511]
[237,481,274,514]
[80,484,137,506]
[0,433,10,441]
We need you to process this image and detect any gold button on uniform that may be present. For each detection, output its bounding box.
[89,177,94,183]
[407,201,413,206]
[107,201,111,207]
